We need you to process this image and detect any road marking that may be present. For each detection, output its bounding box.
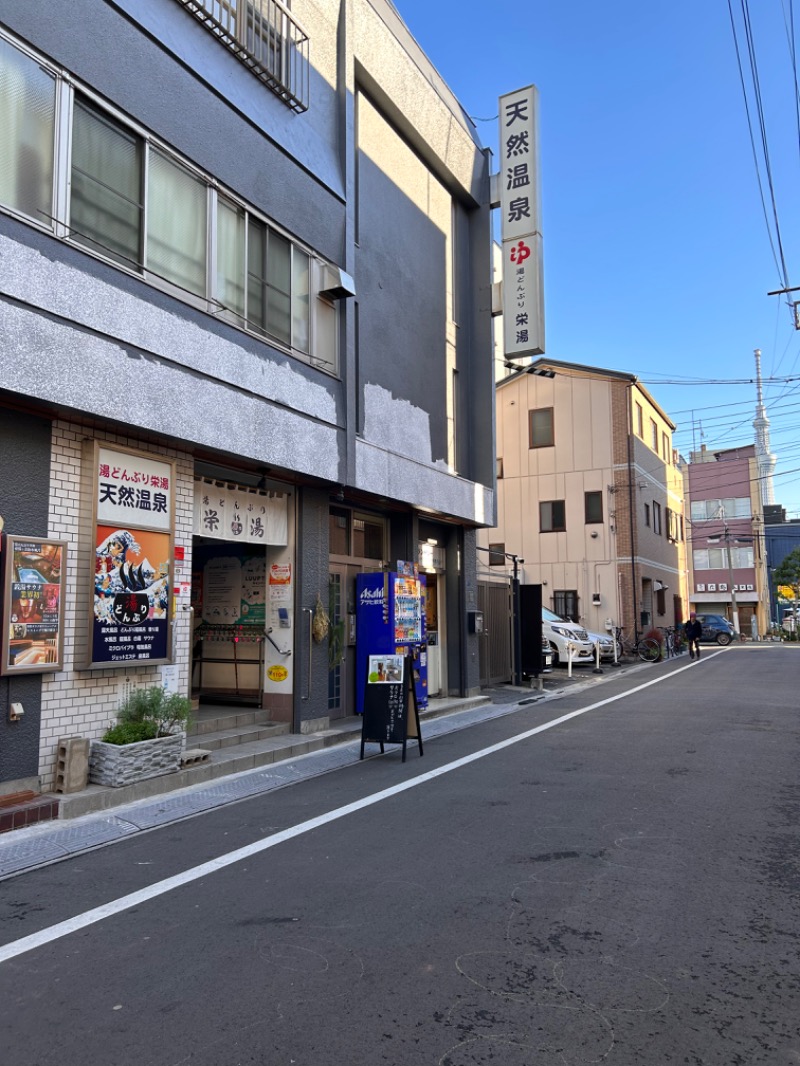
[0,653,719,965]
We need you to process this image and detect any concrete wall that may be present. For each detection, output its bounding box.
[0,0,494,524]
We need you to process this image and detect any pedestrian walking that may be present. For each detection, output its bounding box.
[685,612,702,660]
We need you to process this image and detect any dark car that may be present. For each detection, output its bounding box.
[695,613,735,645]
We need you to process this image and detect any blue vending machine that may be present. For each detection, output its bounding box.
[356,571,428,715]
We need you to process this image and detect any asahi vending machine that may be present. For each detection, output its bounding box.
[355,570,428,715]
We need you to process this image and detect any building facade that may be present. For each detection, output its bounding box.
[0,0,495,795]
[481,358,687,645]
[685,445,769,635]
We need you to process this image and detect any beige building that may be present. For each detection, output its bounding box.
[480,358,688,640]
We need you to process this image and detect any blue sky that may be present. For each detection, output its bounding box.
[395,0,800,516]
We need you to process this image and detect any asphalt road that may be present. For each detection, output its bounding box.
[1,646,799,1065]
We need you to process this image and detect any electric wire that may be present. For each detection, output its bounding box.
[727,0,791,287]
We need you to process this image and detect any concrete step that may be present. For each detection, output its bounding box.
[188,708,276,737]
[190,721,291,752]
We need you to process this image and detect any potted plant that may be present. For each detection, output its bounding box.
[89,687,193,788]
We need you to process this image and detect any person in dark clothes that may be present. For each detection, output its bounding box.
[684,612,703,660]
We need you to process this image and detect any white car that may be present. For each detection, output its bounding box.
[584,628,616,661]
[542,606,595,666]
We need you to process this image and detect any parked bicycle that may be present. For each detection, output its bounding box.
[613,626,661,663]
[662,625,685,658]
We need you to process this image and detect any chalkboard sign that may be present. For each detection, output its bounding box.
[360,653,423,762]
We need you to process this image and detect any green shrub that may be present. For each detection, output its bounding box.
[112,686,192,741]
[102,720,159,745]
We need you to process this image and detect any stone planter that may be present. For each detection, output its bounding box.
[89,733,183,788]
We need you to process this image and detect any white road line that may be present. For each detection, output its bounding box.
[0,652,717,965]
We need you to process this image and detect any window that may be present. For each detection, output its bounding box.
[585,491,603,524]
[540,500,566,532]
[662,432,670,461]
[496,457,504,479]
[666,506,677,541]
[147,149,208,295]
[656,587,666,616]
[693,547,755,569]
[553,590,579,621]
[329,508,386,560]
[353,514,385,560]
[650,419,658,451]
[635,402,643,438]
[0,36,55,224]
[0,29,336,370]
[529,407,554,448]
[644,502,650,527]
[690,497,752,521]
[217,196,246,321]
[329,507,350,556]
[488,542,506,566]
[653,502,662,535]
[71,99,144,268]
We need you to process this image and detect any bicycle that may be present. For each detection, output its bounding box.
[613,626,661,663]
[662,626,685,658]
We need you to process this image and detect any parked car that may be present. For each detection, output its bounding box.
[584,628,616,661]
[694,613,735,645]
[542,606,595,666]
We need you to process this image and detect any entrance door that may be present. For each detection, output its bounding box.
[327,563,360,720]
[424,576,442,697]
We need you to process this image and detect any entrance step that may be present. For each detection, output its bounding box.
[188,721,291,752]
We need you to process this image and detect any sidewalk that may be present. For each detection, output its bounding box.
[0,659,643,879]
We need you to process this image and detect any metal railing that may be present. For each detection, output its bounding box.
[176,0,310,113]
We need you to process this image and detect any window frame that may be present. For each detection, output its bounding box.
[0,27,336,374]
[553,589,579,622]
[529,407,555,449]
[584,490,603,524]
[488,542,506,567]
[539,499,566,533]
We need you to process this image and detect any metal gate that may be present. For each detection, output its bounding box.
[477,581,513,686]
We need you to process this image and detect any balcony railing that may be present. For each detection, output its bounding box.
[176,0,310,113]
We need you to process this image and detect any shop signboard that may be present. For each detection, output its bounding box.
[498,84,544,357]
[193,480,288,545]
[87,443,175,668]
[1,535,67,675]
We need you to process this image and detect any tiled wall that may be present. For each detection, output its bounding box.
[39,421,193,790]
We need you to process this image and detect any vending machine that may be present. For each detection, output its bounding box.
[356,571,428,715]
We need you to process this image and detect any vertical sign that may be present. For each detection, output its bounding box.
[499,85,545,357]
[1,536,67,674]
[90,444,174,667]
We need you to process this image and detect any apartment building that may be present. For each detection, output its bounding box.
[482,358,687,647]
[0,0,494,796]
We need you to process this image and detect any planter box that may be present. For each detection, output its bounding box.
[89,733,183,788]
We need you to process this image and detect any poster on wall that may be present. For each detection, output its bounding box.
[1,536,67,675]
[200,552,266,625]
[86,441,175,668]
[92,525,171,664]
